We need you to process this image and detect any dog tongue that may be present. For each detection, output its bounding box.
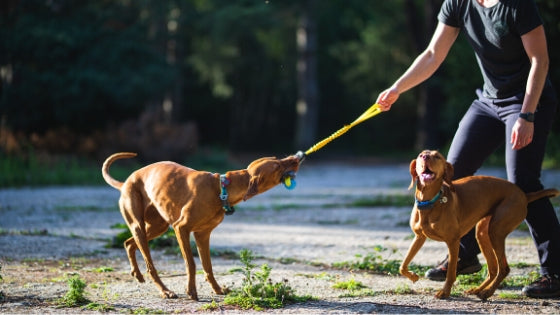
[421,173,435,181]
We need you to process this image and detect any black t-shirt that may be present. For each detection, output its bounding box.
[438,0,550,99]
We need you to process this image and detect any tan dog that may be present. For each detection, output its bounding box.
[400,150,559,300]
[102,152,301,300]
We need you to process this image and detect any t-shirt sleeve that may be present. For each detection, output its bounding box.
[437,0,461,28]
[514,0,543,36]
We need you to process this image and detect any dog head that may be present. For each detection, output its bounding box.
[409,150,454,191]
[243,155,301,201]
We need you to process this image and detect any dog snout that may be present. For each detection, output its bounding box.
[419,151,430,161]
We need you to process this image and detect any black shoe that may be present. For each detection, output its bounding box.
[522,274,560,298]
[425,256,482,281]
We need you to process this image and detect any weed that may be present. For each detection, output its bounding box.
[333,277,379,298]
[332,277,366,290]
[339,288,378,298]
[84,302,115,312]
[498,292,523,299]
[131,307,165,314]
[92,266,113,273]
[388,283,415,294]
[332,245,429,276]
[501,270,540,288]
[57,274,90,307]
[200,299,221,311]
[223,249,313,310]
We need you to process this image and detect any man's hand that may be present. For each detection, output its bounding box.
[376,87,400,111]
[511,118,534,150]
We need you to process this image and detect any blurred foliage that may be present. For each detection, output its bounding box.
[1,0,559,164]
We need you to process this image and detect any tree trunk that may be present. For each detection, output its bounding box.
[405,0,442,150]
[294,0,319,151]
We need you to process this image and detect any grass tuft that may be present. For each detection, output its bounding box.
[56,274,90,307]
[222,249,313,310]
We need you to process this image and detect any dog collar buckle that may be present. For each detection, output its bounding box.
[219,174,235,215]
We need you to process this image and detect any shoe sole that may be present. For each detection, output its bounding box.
[426,264,482,282]
[522,291,560,298]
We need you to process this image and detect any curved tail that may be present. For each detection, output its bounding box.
[102,152,137,190]
[526,188,560,203]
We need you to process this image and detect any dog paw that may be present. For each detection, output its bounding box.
[476,290,492,301]
[434,290,450,299]
[131,271,145,283]
[213,286,229,295]
[401,271,419,283]
[161,290,178,299]
[465,287,480,295]
[187,290,199,301]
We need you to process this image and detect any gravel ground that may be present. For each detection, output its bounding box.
[1,160,560,314]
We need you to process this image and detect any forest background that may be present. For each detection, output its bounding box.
[1,0,560,186]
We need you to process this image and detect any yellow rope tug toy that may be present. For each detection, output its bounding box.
[286,103,383,189]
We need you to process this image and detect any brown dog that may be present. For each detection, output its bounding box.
[400,150,559,300]
[102,152,301,300]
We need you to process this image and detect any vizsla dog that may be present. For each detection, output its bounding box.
[102,152,302,300]
[400,150,559,300]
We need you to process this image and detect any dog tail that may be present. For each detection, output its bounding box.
[526,188,560,203]
[102,152,137,190]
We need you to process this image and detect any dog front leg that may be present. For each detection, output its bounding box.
[194,230,227,295]
[436,239,460,299]
[173,224,198,300]
[400,234,426,282]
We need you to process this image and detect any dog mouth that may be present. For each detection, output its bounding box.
[420,166,435,181]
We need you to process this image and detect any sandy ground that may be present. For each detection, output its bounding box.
[1,160,560,313]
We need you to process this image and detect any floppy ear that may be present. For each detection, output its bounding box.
[408,159,417,190]
[243,175,260,201]
[444,161,455,191]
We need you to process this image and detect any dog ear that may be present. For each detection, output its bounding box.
[444,161,455,191]
[408,159,417,190]
[243,176,260,201]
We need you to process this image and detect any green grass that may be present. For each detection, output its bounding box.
[56,274,90,307]
[0,148,238,188]
[331,245,430,276]
[106,223,239,259]
[332,277,366,290]
[0,152,137,187]
[220,249,314,310]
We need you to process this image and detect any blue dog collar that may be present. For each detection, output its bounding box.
[415,189,446,210]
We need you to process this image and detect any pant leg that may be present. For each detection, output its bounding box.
[502,95,560,276]
[446,97,505,260]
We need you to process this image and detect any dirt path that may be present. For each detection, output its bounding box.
[1,161,560,313]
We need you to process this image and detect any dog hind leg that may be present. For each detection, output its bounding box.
[476,219,513,300]
[466,217,494,296]
[121,193,177,299]
[123,206,169,284]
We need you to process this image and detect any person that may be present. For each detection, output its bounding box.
[375,0,560,298]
